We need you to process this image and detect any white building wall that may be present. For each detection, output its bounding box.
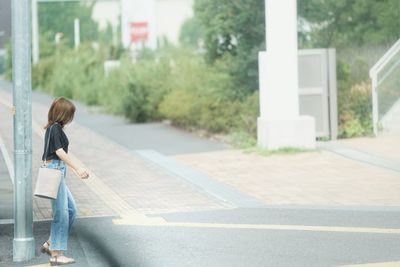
[92,1,120,30]
[91,0,194,47]
[156,0,194,44]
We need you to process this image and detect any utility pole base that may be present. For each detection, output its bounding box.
[257,116,316,150]
[13,237,35,262]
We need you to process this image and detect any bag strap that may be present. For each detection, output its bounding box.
[43,123,56,164]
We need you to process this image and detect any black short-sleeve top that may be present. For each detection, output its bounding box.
[42,123,69,161]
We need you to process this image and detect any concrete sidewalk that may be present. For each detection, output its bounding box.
[335,135,400,163]
[174,149,400,207]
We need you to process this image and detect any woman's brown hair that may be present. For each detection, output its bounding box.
[44,97,76,129]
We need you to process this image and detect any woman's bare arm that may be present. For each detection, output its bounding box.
[55,148,89,179]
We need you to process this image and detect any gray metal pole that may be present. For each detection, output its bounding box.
[12,0,35,262]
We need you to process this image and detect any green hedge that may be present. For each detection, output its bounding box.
[29,45,259,135]
[15,42,377,139]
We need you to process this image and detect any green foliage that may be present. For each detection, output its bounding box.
[6,1,397,142]
[338,81,373,138]
[32,44,258,134]
[298,1,399,137]
[159,49,235,131]
[98,23,114,46]
[194,0,266,94]
[4,41,12,80]
[158,48,260,133]
[298,0,400,48]
[179,17,203,48]
[38,2,98,47]
[228,131,315,156]
[33,44,106,106]
[0,45,6,75]
[339,118,366,138]
[100,52,172,122]
[32,57,57,89]
[29,0,399,140]
[227,131,257,149]
[0,57,4,75]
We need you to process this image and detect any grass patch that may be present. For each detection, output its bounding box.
[227,131,317,156]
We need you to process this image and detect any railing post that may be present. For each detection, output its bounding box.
[371,76,379,136]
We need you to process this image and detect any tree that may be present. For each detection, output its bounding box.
[179,17,203,48]
[194,0,266,96]
[298,0,400,48]
[192,0,399,97]
[38,2,98,47]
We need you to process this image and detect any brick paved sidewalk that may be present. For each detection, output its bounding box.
[174,150,400,206]
[0,89,227,221]
[2,85,399,223]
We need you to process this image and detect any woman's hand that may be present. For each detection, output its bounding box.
[55,148,90,179]
[76,167,89,179]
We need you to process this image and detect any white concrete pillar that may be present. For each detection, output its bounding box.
[257,0,316,150]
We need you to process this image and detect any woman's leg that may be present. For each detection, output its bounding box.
[66,187,77,234]
[49,172,69,251]
[47,187,76,250]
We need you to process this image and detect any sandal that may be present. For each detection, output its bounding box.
[50,255,76,266]
[40,241,51,256]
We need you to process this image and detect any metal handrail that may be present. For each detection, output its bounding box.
[369,38,400,136]
[370,39,400,78]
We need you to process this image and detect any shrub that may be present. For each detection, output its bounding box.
[44,45,105,105]
[338,82,373,137]
[32,57,57,89]
[30,44,259,135]
[159,48,239,132]
[99,51,172,122]
[236,91,259,136]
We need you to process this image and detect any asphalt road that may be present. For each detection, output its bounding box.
[2,207,400,267]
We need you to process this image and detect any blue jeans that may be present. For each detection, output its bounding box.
[46,159,77,251]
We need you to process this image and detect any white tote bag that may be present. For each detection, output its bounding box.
[34,124,62,199]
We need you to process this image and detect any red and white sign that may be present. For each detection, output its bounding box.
[130,22,148,42]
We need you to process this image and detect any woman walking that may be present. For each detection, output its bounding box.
[40,97,89,266]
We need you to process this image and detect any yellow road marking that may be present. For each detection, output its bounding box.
[337,261,400,267]
[113,218,400,234]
